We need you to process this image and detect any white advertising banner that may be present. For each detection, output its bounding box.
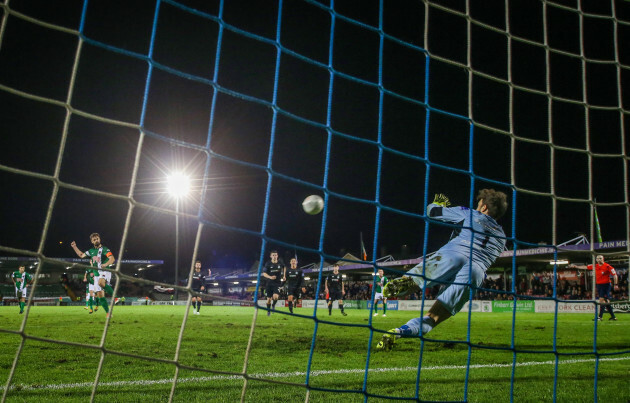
[535,300,596,314]
[397,300,435,311]
[256,300,286,308]
[301,299,334,309]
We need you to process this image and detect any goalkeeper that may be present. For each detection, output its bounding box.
[377,189,507,351]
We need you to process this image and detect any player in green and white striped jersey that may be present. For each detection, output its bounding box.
[373,269,389,317]
[72,233,116,316]
[11,265,33,314]
[82,267,100,313]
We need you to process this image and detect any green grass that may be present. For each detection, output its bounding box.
[0,305,628,402]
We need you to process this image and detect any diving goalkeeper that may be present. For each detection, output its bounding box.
[377,189,508,351]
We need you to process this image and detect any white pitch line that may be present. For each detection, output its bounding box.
[2,356,629,392]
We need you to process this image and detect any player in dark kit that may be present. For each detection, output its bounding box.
[262,250,285,316]
[285,257,306,314]
[325,264,347,316]
[191,260,210,315]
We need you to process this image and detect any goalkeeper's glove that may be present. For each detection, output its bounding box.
[432,193,451,207]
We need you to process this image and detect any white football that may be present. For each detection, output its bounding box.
[302,195,324,215]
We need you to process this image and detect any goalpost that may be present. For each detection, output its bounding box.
[0,0,628,401]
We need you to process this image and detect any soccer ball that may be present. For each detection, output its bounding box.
[302,195,324,215]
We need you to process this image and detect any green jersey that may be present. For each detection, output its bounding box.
[85,268,99,285]
[84,246,114,269]
[12,271,33,290]
[375,275,389,293]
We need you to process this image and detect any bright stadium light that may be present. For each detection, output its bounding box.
[213,282,219,286]
[167,173,190,197]
[549,260,569,265]
[233,281,239,284]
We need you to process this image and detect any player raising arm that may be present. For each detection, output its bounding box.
[377,189,507,351]
[568,255,619,321]
[71,233,116,317]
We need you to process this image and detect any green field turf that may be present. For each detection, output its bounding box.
[0,305,628,402]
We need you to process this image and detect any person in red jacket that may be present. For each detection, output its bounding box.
[570,255,619,321]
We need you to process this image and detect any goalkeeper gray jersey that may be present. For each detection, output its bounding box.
[428,203,505,270]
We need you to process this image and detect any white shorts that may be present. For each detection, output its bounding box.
[99,270,112,285]
[15,286,29,299]
[374,292,385,301]
[89,283,97,293]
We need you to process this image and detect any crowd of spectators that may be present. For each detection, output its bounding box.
[475,269,629,301]
[175,269,629,303]
[248,269,629,302]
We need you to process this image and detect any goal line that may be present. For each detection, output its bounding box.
[2,356,628,393]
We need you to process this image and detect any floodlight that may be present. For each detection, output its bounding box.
[167,173,190,197]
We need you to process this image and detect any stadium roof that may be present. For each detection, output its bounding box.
[494,239,630,267]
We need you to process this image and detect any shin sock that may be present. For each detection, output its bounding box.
[100,297,109,313]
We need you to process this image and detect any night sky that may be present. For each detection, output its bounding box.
[0,0,628,280]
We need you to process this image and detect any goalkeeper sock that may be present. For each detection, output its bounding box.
[340,303,345,313]
[401,316,435,336]
[100,297,109,313]
[197,301,202,312]
[104,284,114,295]
[272,299,277,310]
[328,303,332,315]
[288,301,293,313]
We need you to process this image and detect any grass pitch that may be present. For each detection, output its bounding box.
[0,305,628,402]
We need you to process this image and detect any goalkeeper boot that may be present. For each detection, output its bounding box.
[376,329,398,351]
[383,276,420,298]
